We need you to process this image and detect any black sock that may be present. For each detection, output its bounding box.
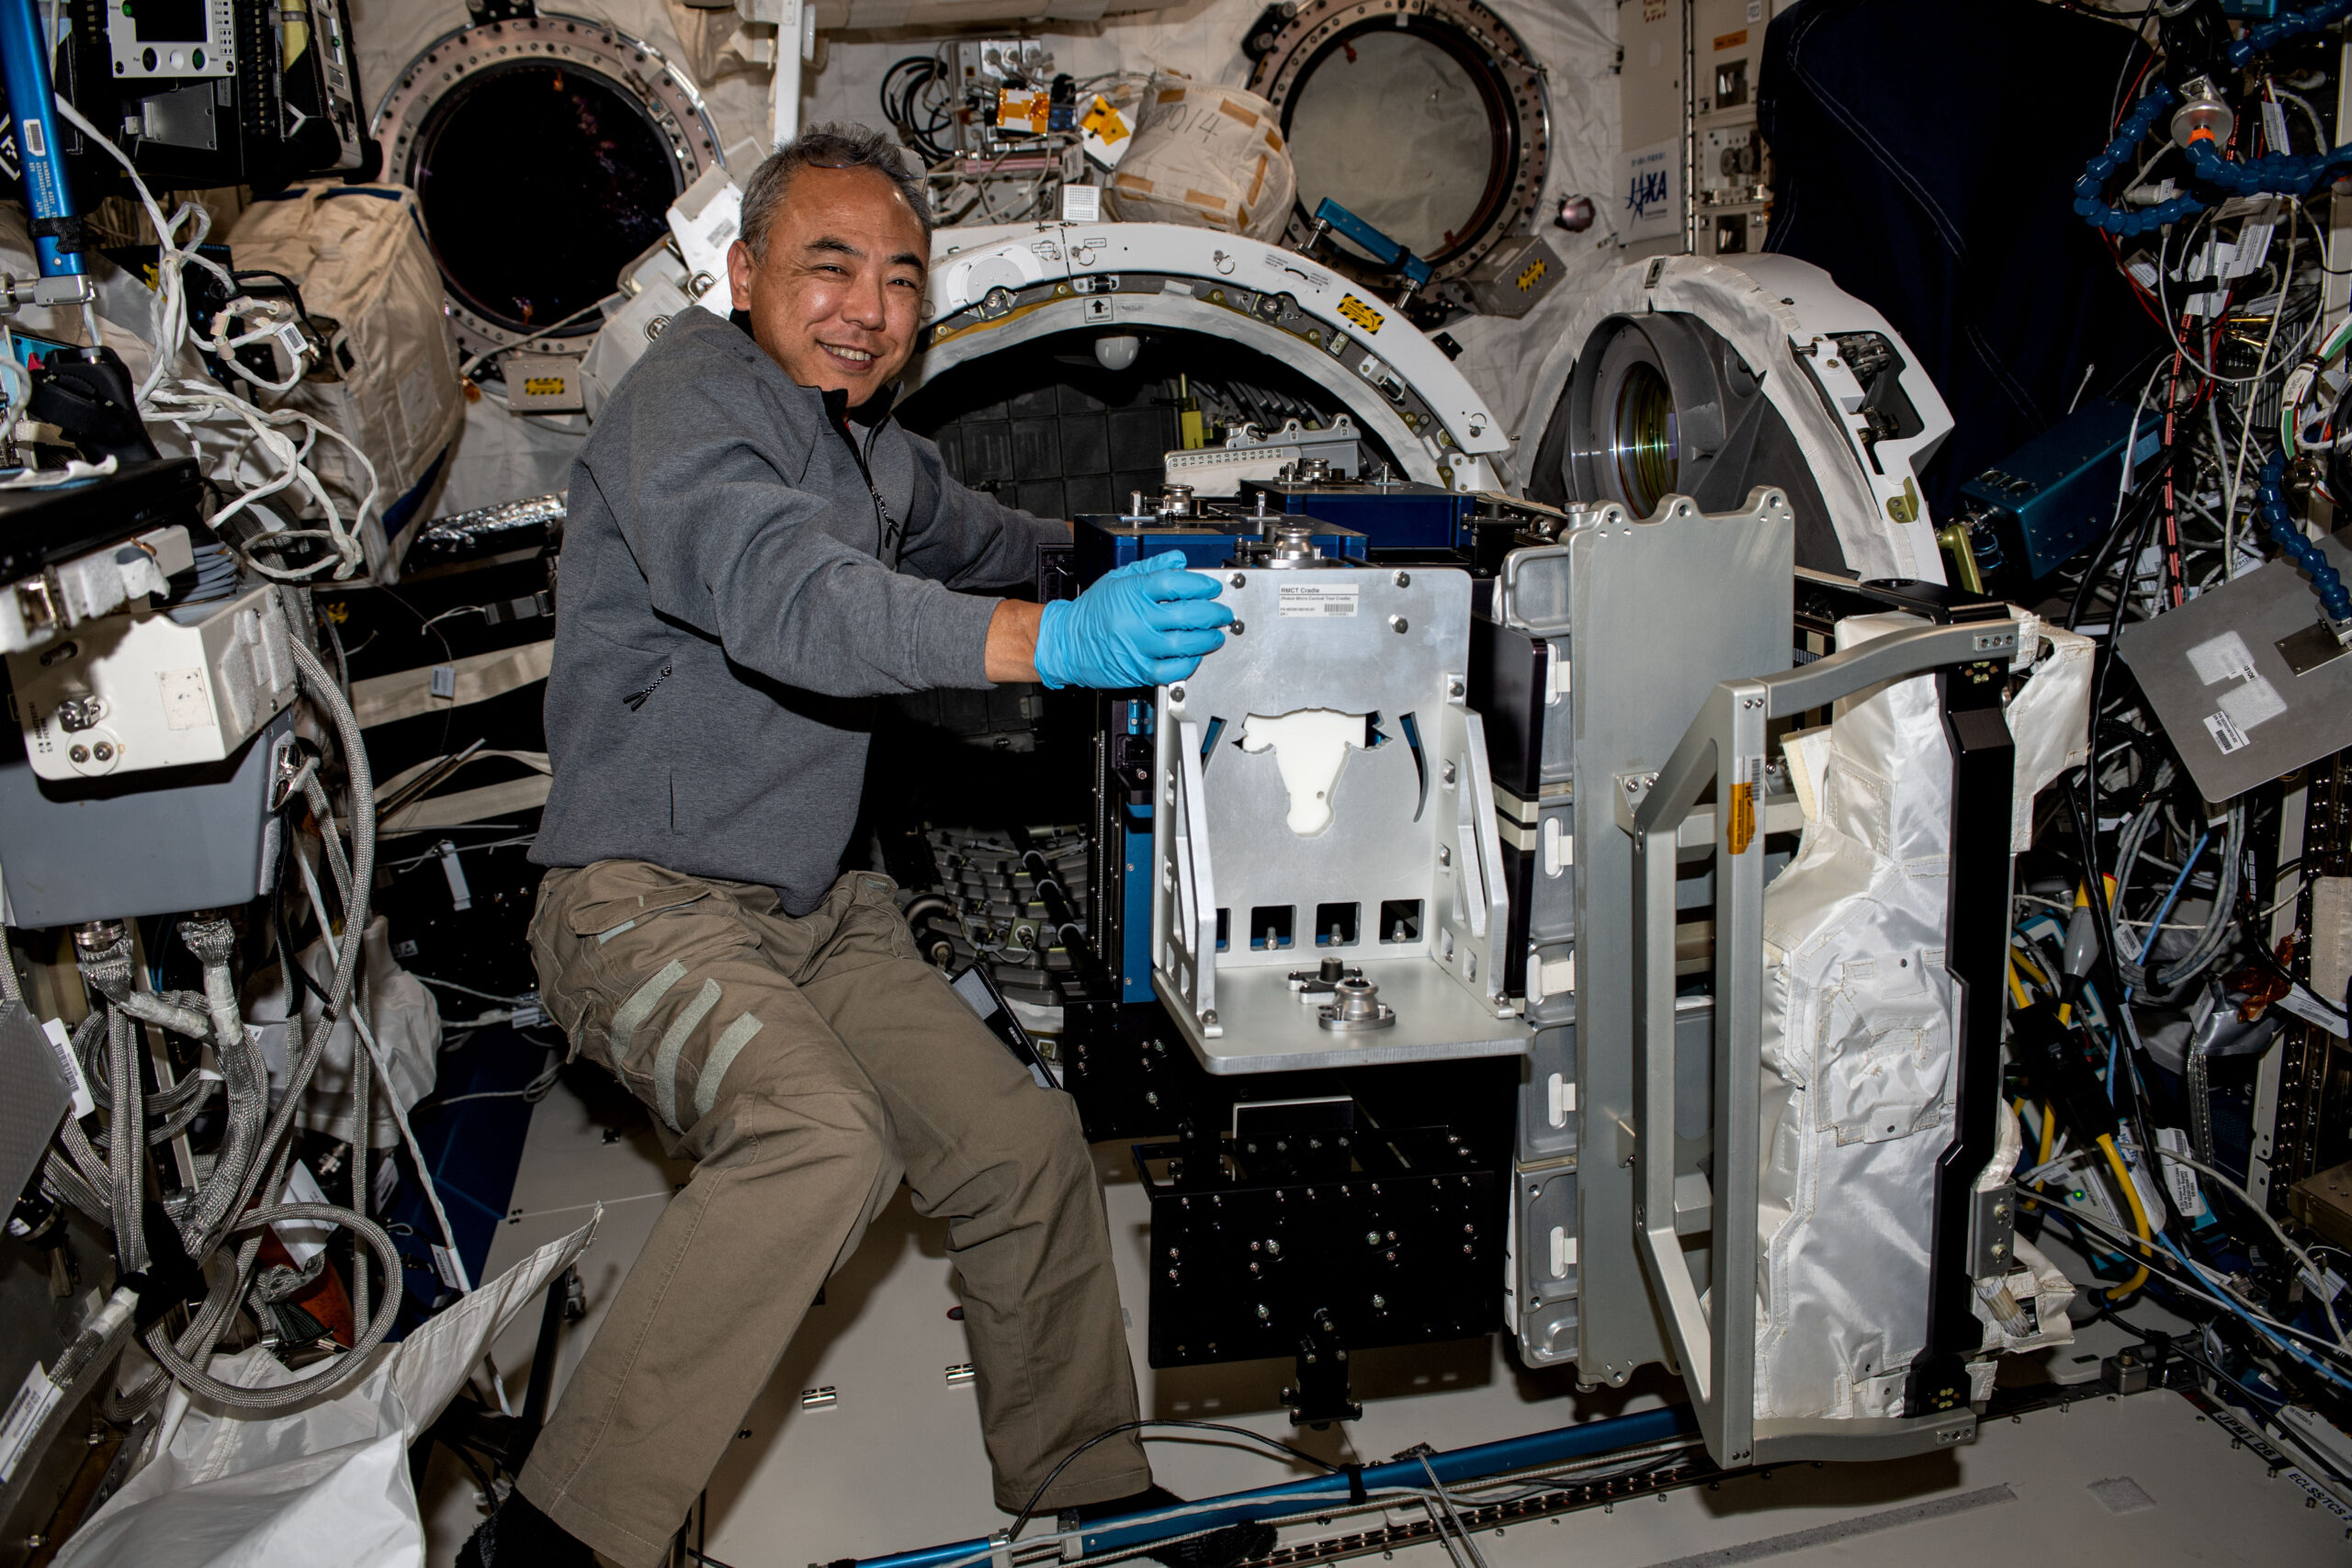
[458,1489,597,1568]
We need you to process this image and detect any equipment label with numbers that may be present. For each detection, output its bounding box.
[0,1363,61,1485]
[1278,582,1359,618]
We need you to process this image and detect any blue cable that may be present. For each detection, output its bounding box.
[2157,1231,2352,1393]
[2256,453,2352,625]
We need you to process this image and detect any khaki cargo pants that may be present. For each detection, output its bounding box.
[520,860,1149,1565]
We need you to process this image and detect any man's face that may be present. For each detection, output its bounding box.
[727,164,929,403]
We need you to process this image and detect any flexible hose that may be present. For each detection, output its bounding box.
[139,1202,402,1409]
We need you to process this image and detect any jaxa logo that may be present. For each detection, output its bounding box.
[1337,293,1385,335]
[1627,165,1673,220]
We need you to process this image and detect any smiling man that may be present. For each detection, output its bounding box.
[467,127,1243,1568]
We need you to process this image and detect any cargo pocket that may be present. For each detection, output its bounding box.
[541,861,718,1059]
[808,871,913,977]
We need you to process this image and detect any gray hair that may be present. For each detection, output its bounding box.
[739,123,932,262]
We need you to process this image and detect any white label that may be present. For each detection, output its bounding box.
[1747,0,1763,17]
[2119,1139,2168,1225]
[1059,185,1102,223]
[2205,709,2252,755]
[2277,984,2349,1038]
[2236,218,2277,278]
[22,120,43,161]
[430,1244,466,1289]
[1277,582,1360,618]
[275,321,307,360]
[511,1004,544,1029]
[438,840,471,911]
[274,1163,334,1267]
[1261,250,1332,292]
[157,667,212,731]
[2263,99,2291,155]
[40,1018,94,1119]
[1620,138,1681,243]
[2154,1127,2209,1219]
[429,665,457,700]
[2220,674,2287,732]
[0,1362,62,1484]
[2188,630,2258,684]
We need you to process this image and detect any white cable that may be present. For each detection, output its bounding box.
[50,96,376,581]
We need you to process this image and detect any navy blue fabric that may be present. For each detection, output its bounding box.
[1759,0,2166,517]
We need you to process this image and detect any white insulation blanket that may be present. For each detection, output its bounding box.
[1755,615,2090,1420]
[54,1221,594,1568]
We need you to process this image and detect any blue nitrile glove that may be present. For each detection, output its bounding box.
[1034,551,1233,690]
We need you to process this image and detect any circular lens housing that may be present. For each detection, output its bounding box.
[1610,361,1678,514]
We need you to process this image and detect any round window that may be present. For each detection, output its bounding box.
[413,62,679,338]
[1284,26,1505,265]
[1250,0,1546,284]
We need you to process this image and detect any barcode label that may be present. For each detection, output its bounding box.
[40,1019,94,1119]
[2204,709,2251,754]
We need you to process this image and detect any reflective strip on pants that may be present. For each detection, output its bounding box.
[609,959,687,1069]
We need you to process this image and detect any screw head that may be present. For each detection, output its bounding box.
[1389,615,1408,633]
[1371,1293,1386,1309]
[1170,683,1186,701]
[1256,1303,1270,1319]
[68,745,87,763]
[1393,570,1411,586]
[1230,620,1246,635]
[1230,573,1246,588]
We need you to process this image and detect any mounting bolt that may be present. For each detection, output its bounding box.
[1389,615,1408,633]
[68,745,87,763]
[1256,1303,1271,1320]
[1394,570,1411,586]
[1230,573,1246,589]
[1201,1010,1217,1026]
[1442,761,1457,784]
[1371,1294,1386,1309]
[1170,683,1186,702]
[1448,678,1465,698]
[1366,1231,1382,1245]
[1230,620,1246,635]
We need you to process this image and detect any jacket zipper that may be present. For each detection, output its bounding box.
[832,415,901,565]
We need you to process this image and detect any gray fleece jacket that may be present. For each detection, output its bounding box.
[531,307,1061,913]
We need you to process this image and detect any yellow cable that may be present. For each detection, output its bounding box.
[2039,1100,2056,1168]
[2097,1132,2154,1301]
[2006,960,2032,1010]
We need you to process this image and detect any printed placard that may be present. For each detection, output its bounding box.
[1277,582,1360,618]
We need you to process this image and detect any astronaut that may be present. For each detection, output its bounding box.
[460,125,1243,1567]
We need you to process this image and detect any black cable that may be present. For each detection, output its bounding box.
[1006,1418,1345,1543]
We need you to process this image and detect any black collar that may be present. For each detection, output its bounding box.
[731,309,897,427]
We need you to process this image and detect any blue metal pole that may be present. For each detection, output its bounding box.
[0,0,85,278]
[851,1404,1701,1568]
